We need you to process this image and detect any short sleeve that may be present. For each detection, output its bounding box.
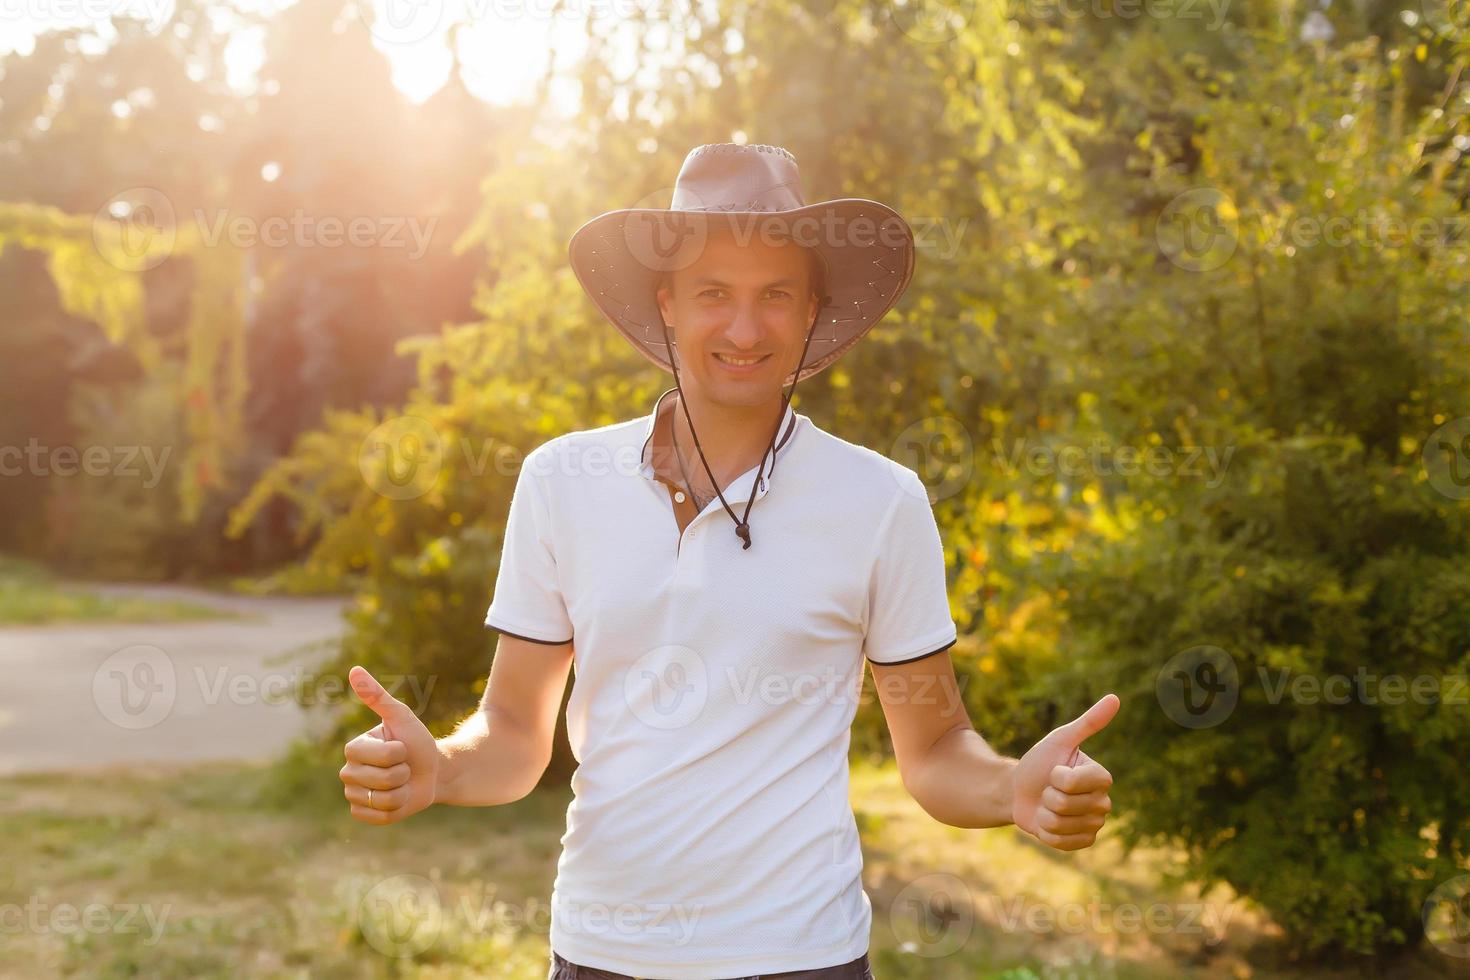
[483,449,574,645]
[862,468,958,665]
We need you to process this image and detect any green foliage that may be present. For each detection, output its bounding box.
[1027,18,1470,960]
[1060,443,1470,957]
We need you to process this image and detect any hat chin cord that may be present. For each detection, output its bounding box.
[659,300,825,551]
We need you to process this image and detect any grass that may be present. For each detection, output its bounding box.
[3,746,1461,979]
[0,556,236,626]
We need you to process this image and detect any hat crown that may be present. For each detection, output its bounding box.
[671,143,806,213]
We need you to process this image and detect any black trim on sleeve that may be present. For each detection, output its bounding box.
[866,635,957,667]
[485,622,573,646]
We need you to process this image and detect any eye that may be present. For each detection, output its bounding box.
[767,289,792,300]
[699,288,726,299]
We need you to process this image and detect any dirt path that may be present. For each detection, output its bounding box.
[0,583,350,776]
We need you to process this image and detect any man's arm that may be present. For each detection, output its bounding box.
[870,650,1119,850]
[870,651,1017,829]
[433,632,575,806]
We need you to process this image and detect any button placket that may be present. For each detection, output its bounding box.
[654,425,786,558]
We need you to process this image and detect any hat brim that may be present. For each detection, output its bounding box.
[568,199,915,386]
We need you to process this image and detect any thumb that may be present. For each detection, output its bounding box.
[349,665,413,738]
[1053,693,1120,756]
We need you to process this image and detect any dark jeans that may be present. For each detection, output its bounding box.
[548,949,875,980]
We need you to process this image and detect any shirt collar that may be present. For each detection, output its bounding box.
[638,386,800,495]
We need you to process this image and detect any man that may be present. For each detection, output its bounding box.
[340,143,1120,980]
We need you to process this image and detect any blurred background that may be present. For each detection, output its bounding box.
[2,0,1469,976]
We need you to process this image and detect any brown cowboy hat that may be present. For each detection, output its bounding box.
[567,142,917,386]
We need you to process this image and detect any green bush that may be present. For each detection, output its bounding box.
[1040,27,1470,957]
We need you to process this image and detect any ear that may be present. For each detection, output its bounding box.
[655,282,673,329]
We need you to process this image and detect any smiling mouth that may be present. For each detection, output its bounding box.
[712,352,771,367]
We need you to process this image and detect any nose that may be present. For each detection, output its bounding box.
[723,299,765,350]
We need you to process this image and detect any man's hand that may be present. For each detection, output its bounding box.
[340,665,439,825]
[1010,694,1119,851]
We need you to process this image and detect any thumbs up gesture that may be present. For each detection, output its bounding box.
[1010,694,1119,851]
[340,666,439,825]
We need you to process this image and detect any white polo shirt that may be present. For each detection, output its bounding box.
[484,394,957,979]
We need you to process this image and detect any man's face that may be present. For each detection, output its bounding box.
[655,228,820,408]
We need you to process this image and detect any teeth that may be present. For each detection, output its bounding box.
[715,353,765,366]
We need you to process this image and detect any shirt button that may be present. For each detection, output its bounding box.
[674,491,686,503]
